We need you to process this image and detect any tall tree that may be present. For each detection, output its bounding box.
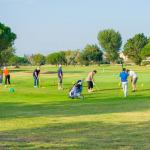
[97,29,122,63]
[0,22,16,66]
[81,44,103,65]
[124,33,148,65]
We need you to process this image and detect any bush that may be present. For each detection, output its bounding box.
[141,61,150,66]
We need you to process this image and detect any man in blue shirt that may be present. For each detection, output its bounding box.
[120,68,129,97]
[58,64,63,90]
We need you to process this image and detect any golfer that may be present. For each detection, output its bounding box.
[3,67,11,86]
[33,67,40,87]
[126,69,138,92]
[86,70,97,93]
[120,68,129,97]
[0,68,3,84]
[58,64,63,90]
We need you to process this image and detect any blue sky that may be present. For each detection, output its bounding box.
[0,0,150,56]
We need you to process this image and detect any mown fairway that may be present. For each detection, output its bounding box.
[0,65,150,150]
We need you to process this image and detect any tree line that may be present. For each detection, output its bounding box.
[0,22,150,67]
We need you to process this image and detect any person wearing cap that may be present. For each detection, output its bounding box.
[0,68,3,84]
[57,64,63,90]
[126,69,138,92]
[33,67,40,87]
[86,70,97,93]
[3,67,11,86]
[120,68,129,97]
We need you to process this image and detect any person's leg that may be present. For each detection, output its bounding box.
[58,78,62,89]
[36,78,39,87]
[0,76,2,84]
[60,78,63,89]
[122,82,125,92]
[87,81,91,92]
[124,82,128,97]
[87,81,93,92]
[132,77,138,91]
[33,76,37,87]
[5,76,7,85]
[122,82,126,97]
[90,81,93,91]
[8,75,10,85]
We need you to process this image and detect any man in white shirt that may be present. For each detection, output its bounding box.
[127,69,138,92]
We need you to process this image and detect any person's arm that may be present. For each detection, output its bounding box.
[61,70,63,78]
[91,73,95,83]
[38,71,40,78]
[35,71,38,78]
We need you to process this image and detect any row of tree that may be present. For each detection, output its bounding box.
[0,22,150,66]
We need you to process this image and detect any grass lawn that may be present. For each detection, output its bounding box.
[0,65,150,150]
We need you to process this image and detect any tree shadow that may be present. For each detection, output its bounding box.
[0,95,150,120]
[0,120,149,149]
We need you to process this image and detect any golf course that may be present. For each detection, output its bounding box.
[0,65,150,150]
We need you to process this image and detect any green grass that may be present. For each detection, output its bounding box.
[0,65,150,150]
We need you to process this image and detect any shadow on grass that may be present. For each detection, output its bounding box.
[137,88,150,92]
[0,95,150,120]
[10,69,30,73]
[0,120,150,150]
[93,87,122,92]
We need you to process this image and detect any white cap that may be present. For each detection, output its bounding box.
[59,64,62,68]
[3,67,6,70]
[78,81,82,85]
[37,66,40,70]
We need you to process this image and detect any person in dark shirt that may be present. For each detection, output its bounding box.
[58,64,63,90]
[33,67,40,87]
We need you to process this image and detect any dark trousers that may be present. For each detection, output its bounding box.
[5,75,10,85]
[33,76,39,87]
[0,75,3,84]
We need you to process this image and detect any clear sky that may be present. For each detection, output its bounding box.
[0,0,150,56]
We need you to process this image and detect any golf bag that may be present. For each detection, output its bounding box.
[69,80,83,99]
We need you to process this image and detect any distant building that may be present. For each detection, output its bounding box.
[119,52,128,62]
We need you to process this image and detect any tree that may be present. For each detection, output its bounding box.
[141,39,150,59]
[81,44,103,65]
[124,33,148,65]
[0,22,16,66]
[46,51,66,65]
[9,55,30,67]
[97,29,122,63]
[32,53,46,65]
[65,50,81,65]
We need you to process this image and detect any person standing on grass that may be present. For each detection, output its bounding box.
[33,67,40,87]
[126,69,138,92]
[57,64,63,90]
[120,68,129,97]
[86,70,97,93]
[0,68,3,85]
[3,67,11,86]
